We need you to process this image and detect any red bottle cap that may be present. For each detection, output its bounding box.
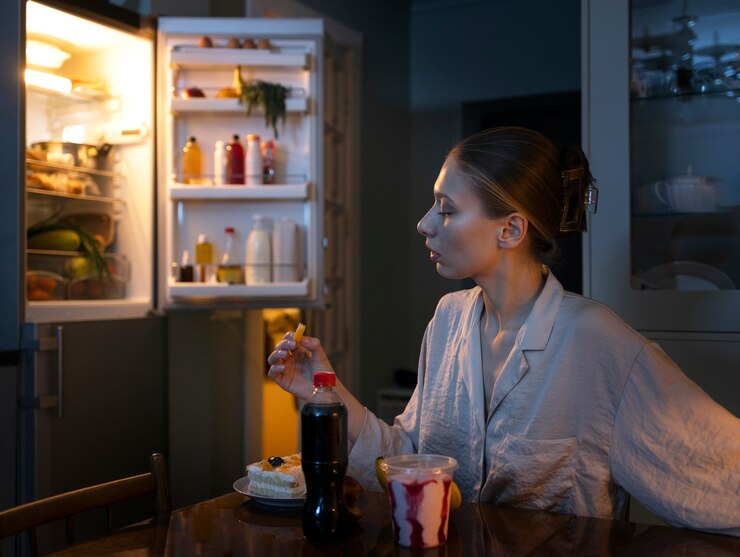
[225,226,235,233]
[313,372,336,387]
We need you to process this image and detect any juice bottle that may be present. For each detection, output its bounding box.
[301,372,348,542]
[182,136,202,184]
[226,134,245,184]
[195,234,213,282]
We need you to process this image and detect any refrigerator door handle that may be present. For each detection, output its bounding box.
[55,325,64,418]
[19,326,64,417]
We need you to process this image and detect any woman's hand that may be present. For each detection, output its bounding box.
[267,332,335,401]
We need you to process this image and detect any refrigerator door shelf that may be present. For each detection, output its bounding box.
[168,277,309,298]
[170,97,308,114]
[26,299,151,323]
[170,49,308,69]
[169,182,310,200]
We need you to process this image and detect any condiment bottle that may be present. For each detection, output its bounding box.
[213,140,226,186]
[217,226,243,284]
[261,139,276,184]
[246,134,262,185]
[182,136,203,185]
[179,249,194,282]
[301,372,348,541]
[226,134,245,184]
[245,214,271,284]
[195,234,213,282]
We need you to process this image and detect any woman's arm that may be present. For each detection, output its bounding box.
[266,332,367,445]
[610,344,740,536]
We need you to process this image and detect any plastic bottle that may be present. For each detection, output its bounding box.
[195,234,213,282]
[182,136,203,184]
[261,139,276,184]
[301,372,348,542]
[226,134,245,184]
[217,226,243,284]
[213,140,226,186]
[245,134,262,185]
[245,214,271,284]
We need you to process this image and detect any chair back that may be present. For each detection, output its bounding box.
[0,453,170,556]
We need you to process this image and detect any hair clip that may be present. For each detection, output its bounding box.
[559,168,597,232]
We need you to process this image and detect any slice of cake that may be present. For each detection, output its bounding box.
[247,453,305,498]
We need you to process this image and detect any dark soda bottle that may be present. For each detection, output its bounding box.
[301,372,348,542]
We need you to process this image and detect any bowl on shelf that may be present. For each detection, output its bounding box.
[26,270,66,301]
[67,273,127,300]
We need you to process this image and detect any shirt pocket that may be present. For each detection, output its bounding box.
[485,433,578,513]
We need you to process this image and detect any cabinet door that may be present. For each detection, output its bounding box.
[21,318,167,553]
[583,0,740,332]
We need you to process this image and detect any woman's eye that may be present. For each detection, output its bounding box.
[438,210,452,217]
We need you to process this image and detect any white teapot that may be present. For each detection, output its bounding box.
[656,166,719,213]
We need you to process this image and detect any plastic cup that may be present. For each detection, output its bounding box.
[381,454,458,548]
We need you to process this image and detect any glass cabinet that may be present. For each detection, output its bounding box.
[630,0,740,293]
[583,0,740,333]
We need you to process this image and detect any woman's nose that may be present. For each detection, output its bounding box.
[417,208,434,237]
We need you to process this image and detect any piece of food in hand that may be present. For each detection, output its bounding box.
[293,322,306,343]
[376,455,462,511]
[216,87,239,98]
[197,36,213,47]
[246,453,305,497]
[226,37,242,49]
[181,87,206,99]
[344,475,364,521]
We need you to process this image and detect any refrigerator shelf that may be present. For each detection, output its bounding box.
[26,187,121,206]
[25,299,151,323]
[26,159,123,178]
[168,277,310,298]
[169,182,310,200]
[170,97,308,114]
[170,48,308,69]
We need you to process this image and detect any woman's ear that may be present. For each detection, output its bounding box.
[497,213,528,249]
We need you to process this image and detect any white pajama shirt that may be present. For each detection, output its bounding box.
[348,273,740,536]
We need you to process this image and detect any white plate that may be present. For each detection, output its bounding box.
[637,261,735,291]
[233,476,305,508]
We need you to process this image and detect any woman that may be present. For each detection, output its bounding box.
[267,127,739,535]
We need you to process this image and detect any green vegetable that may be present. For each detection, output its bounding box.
[238,77,289,139]
[27,229,81,251]
[28,223,110,281]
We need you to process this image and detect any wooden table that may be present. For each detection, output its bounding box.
[46,491,740,556]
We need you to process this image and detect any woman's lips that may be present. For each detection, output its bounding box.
[429,250,440,263]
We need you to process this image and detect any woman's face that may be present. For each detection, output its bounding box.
[417,160,504,281]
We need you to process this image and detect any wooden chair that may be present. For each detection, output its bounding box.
[0,453,171,556]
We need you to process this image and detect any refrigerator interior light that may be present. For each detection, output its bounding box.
[26,40,70,69]
[24,68,72,94]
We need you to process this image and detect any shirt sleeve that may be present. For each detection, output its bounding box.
[347,325,431,491]
[610,343,740,536]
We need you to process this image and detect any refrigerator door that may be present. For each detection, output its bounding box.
[24,0,156,324]
[157,18,325,309]
[18,318,167,554]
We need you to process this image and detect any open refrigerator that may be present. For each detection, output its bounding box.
[24,4,326,319]
[2,1,335,553]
